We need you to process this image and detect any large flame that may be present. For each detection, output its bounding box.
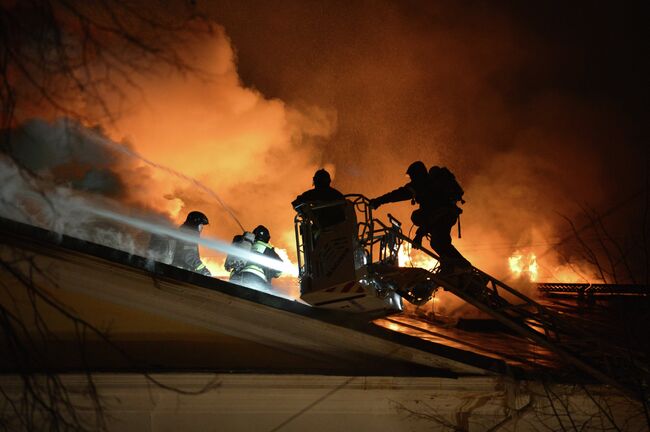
[93,28,329,298]
[3,15,616,302]
[507,248,597,284]
[508,251,538,281]
[398,244,439,270]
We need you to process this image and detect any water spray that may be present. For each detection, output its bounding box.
[91,126,245,231]
[84,206,297,276]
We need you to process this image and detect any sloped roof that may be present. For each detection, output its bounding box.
[0,217,516,377]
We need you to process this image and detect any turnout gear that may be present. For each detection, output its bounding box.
[293,169,346,229]
[224,231,255,273]
[164,210,212,276]
[429,166,465,205]
[147,210,210,269]
[429,165,465,238]
[370,162,470,273]
[370,173,435,211]
[228,227,283,292]
[172,225,211,276]
[239,239,282,282]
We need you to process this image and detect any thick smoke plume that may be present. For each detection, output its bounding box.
[2,3,647,307]
[1,26,336,297]
[208,1,648,288]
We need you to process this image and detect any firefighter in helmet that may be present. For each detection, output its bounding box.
[229,225,283,292]
[171,210,211,276]
[370,161,470,275]
[292,168,346,230]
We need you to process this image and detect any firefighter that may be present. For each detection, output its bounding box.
[171,211,211,276]
[230,225,283,292]
[292,169,346,228]
[370,161,470,275]
[147,226,175,265]
[224,231,255,275]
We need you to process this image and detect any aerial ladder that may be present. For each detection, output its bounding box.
[294,195,649,401]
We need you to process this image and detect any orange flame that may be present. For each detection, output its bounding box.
[398,245,439,271]
[508,251,538,281]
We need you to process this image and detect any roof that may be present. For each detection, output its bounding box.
[0,216,517,377]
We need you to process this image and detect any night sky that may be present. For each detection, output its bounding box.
[202,1,649,278]
[2,0,648,283]
[211,1,648,167]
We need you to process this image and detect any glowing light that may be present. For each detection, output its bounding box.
[385,321,401,332]
[548,263,591,284]
[274,247,300,277]
[398,244,439,271]
[508,251,538,281]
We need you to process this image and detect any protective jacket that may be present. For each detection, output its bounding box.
[240,240,283,282]
[225,232,255,273]
[171,225,211,276]
[373,176,468,272]
[373,177,445,211]
[292,186,346,228]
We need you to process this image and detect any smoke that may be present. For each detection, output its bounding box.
[0,149,298,298]
[0,109,312,295]
[0,154,146,256]
[94,27,337,251]
[1,24,337,298]
[206,1,648,285]
[6,22,337,248]
[3,2,647,310]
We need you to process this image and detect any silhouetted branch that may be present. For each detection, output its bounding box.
[1,1,222,428]
[1,0,213,131]
[0,245,221,430]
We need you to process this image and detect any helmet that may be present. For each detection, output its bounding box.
[313,169,331,188]
[406,161,427,180]
[185,211,209,227]
[253,225,271,243]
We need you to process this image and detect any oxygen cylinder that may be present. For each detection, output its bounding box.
[224,231,255,272]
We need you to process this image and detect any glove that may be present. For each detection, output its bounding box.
[369,198,382,210]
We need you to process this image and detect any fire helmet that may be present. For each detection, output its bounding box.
[406,161,427,180]
[313,169,331,188]
[253,225,271,243]
[185,211,209,227]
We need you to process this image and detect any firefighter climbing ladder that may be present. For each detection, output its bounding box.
[350,195,648,401]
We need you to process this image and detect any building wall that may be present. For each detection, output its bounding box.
[1,374,645,432]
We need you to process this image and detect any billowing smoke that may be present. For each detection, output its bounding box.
[0,115,305,296]
[206,1,648,288]
[2,3,647,310]
[99,28,336,242]
[1,26,336,298]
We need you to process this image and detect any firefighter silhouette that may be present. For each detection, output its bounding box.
[292,169,346,229]
[228,225,283,292]
[370,161,470,275]
[148,211,211,276]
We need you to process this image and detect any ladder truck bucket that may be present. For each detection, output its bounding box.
[294,196,439,315]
